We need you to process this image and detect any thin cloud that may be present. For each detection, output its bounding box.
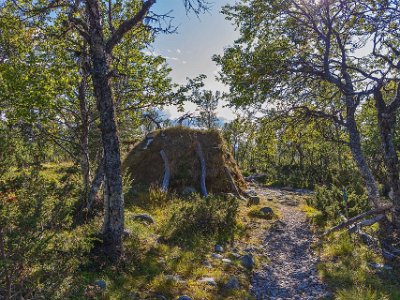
[164,56,179,61]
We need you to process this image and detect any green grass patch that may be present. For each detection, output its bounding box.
[318,231,400,300]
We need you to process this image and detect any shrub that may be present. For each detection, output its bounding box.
[134,185,169,208]
[0,168,95,299]
[306,185,369,225]
[161,194,239,246]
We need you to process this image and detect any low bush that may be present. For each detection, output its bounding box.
[306,185,369,225]
[161,194,239,246]
[0,167,95,299]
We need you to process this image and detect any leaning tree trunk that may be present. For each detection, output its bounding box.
[86,0,124,260]
[346,103,380,207]
[374,90,400,228]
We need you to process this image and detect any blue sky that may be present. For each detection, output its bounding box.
[149,0,239,121]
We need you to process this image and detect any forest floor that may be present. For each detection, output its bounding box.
[248,186,331,299]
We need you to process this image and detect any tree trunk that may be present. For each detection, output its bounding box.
[87,156,104,211]
[374,90,400,227]
[86,0,124,260]
[78,75,91,206]
[346,103,380,207]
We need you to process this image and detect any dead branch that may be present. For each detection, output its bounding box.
[323,205,392,236]
[195,140,208,197]
[224,167,246,201]
[159,150,170,192]
[348,214,385,233]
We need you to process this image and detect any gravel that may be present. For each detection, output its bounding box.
[250,188,331,300]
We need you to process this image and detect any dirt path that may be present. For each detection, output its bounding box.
[250,187,331,300]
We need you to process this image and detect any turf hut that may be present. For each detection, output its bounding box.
[122,127,247,196]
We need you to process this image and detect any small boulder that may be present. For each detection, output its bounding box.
[215,244,224,253]
[247,196,261,206]
[199,277,217,286]
[224,276,240,290]
[94,279,106,289]
[229,252,241,259]
[259,207,275,219]
[211,253,223,259]
[241,254,255,269]
[222,258,232,265]
[177,296,192,300]
[132,213,154,224]
[260,207,273,214]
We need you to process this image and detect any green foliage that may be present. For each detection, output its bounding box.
[0,166,96,299]
[302,205,325,226]
[135,185,170,209]
[161,194,239,246]
[318,232,400,300]
[307,185,369,225]
[192,90,220,129]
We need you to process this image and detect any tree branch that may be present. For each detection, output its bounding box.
[105,0,156,54]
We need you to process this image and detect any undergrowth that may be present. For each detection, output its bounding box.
[304,185,400,300]
[317,232,400,300]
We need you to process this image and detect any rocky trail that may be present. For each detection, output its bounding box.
[250,187,331,300]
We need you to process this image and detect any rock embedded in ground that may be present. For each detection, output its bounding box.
[241,254,255,269]
[215,244,224,253]
[199,277,217,286]
[177,295,192,300]
[260,207,273,214]
[229,252,241,259]
[222,258,232,264]
[211,253,223,259]
[94,280,106,289]
[224,276,240,290]
[131,213,154,224]
[248,196,261,206]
